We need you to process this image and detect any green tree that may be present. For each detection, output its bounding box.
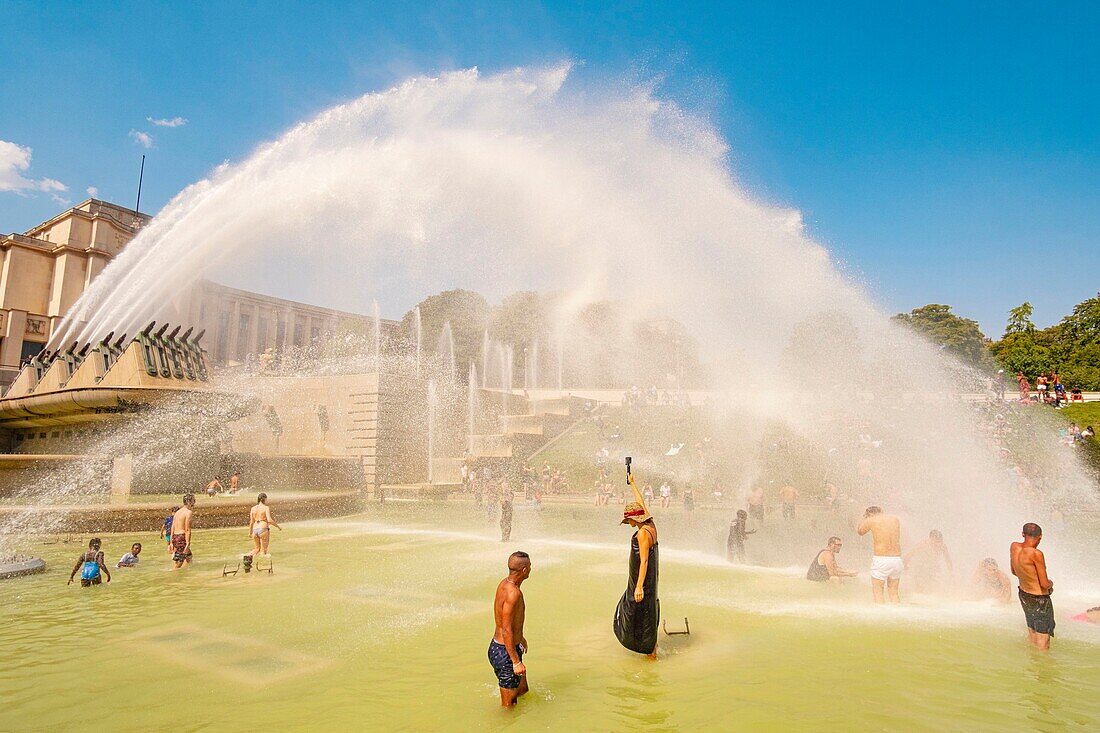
[400,289,490,376]
[991,293,1100,388]
[1005,302,1035,336]
[892,304,990,367]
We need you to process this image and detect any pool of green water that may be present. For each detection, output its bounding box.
[1,503,1097,732]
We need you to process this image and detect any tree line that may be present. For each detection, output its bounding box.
[893,293,1100,389]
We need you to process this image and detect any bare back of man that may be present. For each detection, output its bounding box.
[489,552,531,707]
[1010,523,1054,650]
[858,507,902,603]
[171,496,195,569]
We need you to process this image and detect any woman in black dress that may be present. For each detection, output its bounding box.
[614,472,659,659]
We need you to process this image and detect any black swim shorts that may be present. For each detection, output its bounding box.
[487,639,524,689]
[1018,589,1055,636]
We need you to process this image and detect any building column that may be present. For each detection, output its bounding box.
[110,453,133,503]
[227,300,241,361]
[1,309,28,369]
[250,303,261,354]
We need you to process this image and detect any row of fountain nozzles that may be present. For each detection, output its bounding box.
[34,323,206,366]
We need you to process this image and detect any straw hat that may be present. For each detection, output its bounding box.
[621,502,653,525]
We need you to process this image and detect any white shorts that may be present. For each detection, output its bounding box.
[870,556,904,581]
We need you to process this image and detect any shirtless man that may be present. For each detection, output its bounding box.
[904,530,954,593]
[857,506,902,603]
[972,558,1011,603]
[228,471,241,494]
[171,493,196,569]
[748,485,766,524]
[205,475,223,497]
[1010,522,1055,650]
[806,536,858,583]
[779,484,799,520]
[248,492,281,556]
[488,551,532,707]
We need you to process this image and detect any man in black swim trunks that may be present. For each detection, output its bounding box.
[1010,522,1055,650]
[488,551,531,707]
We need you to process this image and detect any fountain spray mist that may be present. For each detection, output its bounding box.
[43,64,1098,586]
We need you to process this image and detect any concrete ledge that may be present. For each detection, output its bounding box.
[0,556,46,579]
[0,491,364,534]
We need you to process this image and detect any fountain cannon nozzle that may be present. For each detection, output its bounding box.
[155,323,169,339]
[141,321,156,336]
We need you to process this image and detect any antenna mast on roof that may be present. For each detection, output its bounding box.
[135,154,146,213]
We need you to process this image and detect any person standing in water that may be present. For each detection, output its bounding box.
[727,510,754,563]
[68,538,111,587]
[614,459,660,660]
[1011,522,1055,650]
[248,493,282,557]
[748,485,766,524]
[779,483,799,520]
[904,529,954,593]
[171,494,196,569]
[488,551,532,707]
[857,506,903,603]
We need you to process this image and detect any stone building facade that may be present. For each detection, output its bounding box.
[1,199,397,388]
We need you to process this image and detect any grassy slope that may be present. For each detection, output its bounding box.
[534,406,716,495]
[1055,402,1100,472]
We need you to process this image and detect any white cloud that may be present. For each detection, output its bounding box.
[0,139,68,196]
[147,116,187,128]
[87,186,99,197]
[129,130,154,149]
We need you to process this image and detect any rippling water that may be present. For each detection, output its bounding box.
[1,503,1097,732]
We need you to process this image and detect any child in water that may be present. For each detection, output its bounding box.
[163,507,178,555]
[68,538,111,587]
[727,510,755,563]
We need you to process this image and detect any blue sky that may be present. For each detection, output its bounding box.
[1,1,1097,335]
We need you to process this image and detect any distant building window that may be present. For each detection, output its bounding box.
[258,316,270,350]
[237,313,251,358]
[294,321,305,348]
[216,310,231,361]
[21,340,44,363]
[311,326,321,343]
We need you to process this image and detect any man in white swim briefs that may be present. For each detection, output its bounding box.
[858,505,903,603]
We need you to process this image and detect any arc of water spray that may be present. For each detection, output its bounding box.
[415,306,422,378]
[372,299,381,371]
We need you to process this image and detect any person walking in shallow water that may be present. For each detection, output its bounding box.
[248,493,281,556]
[727,510,754,563]
[171,494,196,569]
[68,538,110,587]
[614,461,660,660]
[488,551,532,707]
[1011,522,1055,650]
